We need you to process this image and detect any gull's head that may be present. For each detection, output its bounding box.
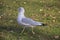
[18,7,25,13]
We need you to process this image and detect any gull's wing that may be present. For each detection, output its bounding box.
[22,17,43,26]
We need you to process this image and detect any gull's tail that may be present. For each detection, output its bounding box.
[35,22,47,26]
[33,21,47,26]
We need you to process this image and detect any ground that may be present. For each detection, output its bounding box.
[0,0,60,40]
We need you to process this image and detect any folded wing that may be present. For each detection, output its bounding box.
[22,18,43,26]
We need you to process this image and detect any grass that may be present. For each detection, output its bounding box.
[0,0,60,40]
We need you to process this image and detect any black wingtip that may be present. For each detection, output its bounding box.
[42,23,47,26]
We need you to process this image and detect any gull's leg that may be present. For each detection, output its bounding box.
[31,26,35,34]
[21,27,25,34]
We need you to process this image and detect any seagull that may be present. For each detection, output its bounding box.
[17,7,46,34]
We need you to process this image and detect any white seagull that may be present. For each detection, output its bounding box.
[17,7,46,34]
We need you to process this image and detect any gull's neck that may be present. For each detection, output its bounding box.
[18,11,25,17]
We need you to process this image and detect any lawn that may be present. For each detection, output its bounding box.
[0,0,60,40]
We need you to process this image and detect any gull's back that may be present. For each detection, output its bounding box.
[22,18,43,26]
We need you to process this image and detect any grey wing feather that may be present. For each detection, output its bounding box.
[22,18,43,26]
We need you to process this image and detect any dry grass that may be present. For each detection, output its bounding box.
[0,0,60,40]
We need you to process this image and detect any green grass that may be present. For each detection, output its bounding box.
[0,0,60,40]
